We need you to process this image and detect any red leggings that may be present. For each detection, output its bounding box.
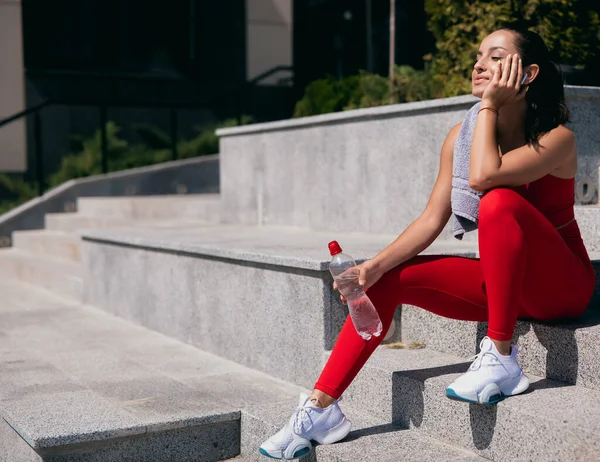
[315,188,596,399]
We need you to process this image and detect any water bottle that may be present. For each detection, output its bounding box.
[328,241,383,340]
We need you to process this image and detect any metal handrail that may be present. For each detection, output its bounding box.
[0,100,51,129]
[249,65,294,85]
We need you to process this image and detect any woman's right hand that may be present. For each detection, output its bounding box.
[332,259,384,305]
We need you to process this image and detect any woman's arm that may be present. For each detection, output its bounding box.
[469,116,575,191]
[469,53,576,191]
[370,123,461,275]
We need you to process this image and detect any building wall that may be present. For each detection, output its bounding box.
[0,0,27,172]
[246,0,293,84]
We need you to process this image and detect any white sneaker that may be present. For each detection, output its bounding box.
[258,393,352,459]
[445,336,530,405]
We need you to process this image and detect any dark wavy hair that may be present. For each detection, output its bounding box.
[500,26,570,149]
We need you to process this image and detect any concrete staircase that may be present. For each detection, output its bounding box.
[0,192,599,460]
[0,278,488,462]
[0,194,221,302]
[2,91,600,460]
[0,191,599,460]
[0,194,490,461]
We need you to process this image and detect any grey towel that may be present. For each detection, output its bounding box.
[451,102,483,240]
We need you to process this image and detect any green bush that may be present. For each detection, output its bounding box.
[424,0,600,97]
[293,76,361,117]
[49,121,128,186]
[0,116,252,215]
[178,116,253,160]
[294,64,441,118]
[48,117,250,188]
[294,0,600,113]
[0,174,39,215]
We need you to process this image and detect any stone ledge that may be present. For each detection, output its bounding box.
[342,347,600,461]
[216,95,478,137]
[401,298,600,390]
[240,395,486,461]
[216,86,599,138]
[81,224,477,272]
[81,224,477,387]
[3,393,240,451]
[566,85,600,99]
[0,280,306,460]
[0,155,219,246]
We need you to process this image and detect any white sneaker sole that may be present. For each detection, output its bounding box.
[259,418,352,460]
[446,372,530,405]
[259,438,311,460]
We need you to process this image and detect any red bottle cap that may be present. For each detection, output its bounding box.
[328,241,342,256]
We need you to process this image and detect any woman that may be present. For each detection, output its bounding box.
[259,27,596,460]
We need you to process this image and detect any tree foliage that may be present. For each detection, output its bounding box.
[0,117,251,215]
[293,65,441,118]
[424,0,600,96]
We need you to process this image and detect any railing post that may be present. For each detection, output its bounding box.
[170,108,178,160]
[237,83,244,126]
[100,106,108,174]
[33,111,46,195]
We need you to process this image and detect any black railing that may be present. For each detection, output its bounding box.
[249,65,293,86]
[0,100,52,195]
[223,65,294,125]
[0,65,294,196]
[0,100,51,128]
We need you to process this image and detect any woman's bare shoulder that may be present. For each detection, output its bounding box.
[546,124,575,145]
[440,123,463,159]
[449,122,463,138]
[549,125,577,176]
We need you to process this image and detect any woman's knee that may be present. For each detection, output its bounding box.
[479,188,526,226]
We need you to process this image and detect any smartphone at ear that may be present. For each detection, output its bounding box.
[521,73,529,85]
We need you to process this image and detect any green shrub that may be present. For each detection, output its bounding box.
[293,76,360,117]
[0,116,253,215]
[132,123,171,149]
[47,117,251,188]
[344,72,388,110]
[294,64,441,117]
[424,0,600,97]
[294,0,600,112]
[49,121,127,187]
[393,63,442,103]
[0,174,39,215]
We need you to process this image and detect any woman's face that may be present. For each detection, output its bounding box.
[472,30,520,98]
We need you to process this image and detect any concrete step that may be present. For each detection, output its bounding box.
[80,222,600,391]
[44,213,213,232]
[340,346,600,461]
[76,194,222,222]
[0,279,306,461]
[575,205,600,253]
[400,251,600,390]
[45,213,144,232]
[80,224,477,390]
[241,396,485,462]
[12,229,81,262]
[0,248,81,300]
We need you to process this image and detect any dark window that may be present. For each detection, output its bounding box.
[293,0,435,89]
[22,0,246,83]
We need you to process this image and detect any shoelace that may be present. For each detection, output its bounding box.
[292,406,314,435]
[467,349,502,371]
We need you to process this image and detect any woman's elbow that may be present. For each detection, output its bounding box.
[469,175,491,192]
